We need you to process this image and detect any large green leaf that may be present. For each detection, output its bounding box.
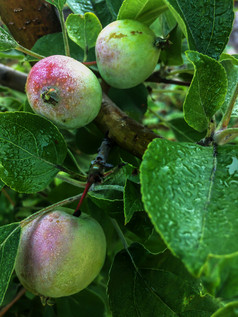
[140,138,238,276]
[184,51,227,132]
[117,0,167,25]
[66,13,102,51]
[0,223,21,305]
[0,112,67,193]
[0,27,18,51]
[108,244,220,317]
[163,0,234,60]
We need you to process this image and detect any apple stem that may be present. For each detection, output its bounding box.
[73,135,114,217]
[73,181,92,217]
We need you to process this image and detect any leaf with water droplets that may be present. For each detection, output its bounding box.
[0,27,18,51]
[140,138,238,276]
[66,13,102,51]
[0,112,67,193]
[184,51,227,132]
[0,223,21,306]
[163,0,234,60]
[117,0,167,25]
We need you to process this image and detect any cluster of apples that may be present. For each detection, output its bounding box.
[16,19,160,300]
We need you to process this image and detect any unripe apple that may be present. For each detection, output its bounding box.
[26,55,102,129]
[15,210,106,298]
[95,19,160,89]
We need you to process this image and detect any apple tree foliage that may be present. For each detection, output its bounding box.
[0,0,238,316]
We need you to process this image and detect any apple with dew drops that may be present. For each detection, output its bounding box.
[15,210,106,299]
[26,55,102,129]
[95,19,161,89]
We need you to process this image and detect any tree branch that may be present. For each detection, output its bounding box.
[95,94,160,158]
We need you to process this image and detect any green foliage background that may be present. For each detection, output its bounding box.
[0,0,237,316]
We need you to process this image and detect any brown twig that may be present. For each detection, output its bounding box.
[147,72,190,86]
[0,288,26,317]
[1,188,15,206]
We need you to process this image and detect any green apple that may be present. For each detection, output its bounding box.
[26,55,102,129]
[95,19,160,89]
[15,210,106,298]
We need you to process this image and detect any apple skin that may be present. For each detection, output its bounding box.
[95,19,160,89]
[15,210,106,298]
[26,55,102,129]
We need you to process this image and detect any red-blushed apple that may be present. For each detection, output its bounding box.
[15,210,106,298]
[26,55,102,129]
[95,19,160,89]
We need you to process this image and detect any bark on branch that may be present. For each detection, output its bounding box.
[0,0,61,49]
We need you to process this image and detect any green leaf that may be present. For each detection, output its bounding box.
[0,223,21,306]
[163,0,234,60]
[27,33,86,62]
[108,243,220,317]
[0,27,18,51]
[117,0,167,26]
[159,24,183,66]
[45,0,66,10]
[211,302,238,317]
[55,289,105,317]
[184,51,227,132]
[0,112,67,193]
[124,179,144,224]
[67,0,118,26]
[66,13,102,50]
[76,123,104,155]
[0,49,24,59]
[169,117,206,142]
[140,138,238,276]
[221,58,238,118]
[0,180,4,190]
[108,84,148,122]
[150,9,177,37]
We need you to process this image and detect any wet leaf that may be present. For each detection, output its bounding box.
[184,51,227,132]
[0,223,21,305]
[66,13,102,50]
[0,112,67,193]
[0,27,18,51]
[141,138,238,276]
[163,0,234,60]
